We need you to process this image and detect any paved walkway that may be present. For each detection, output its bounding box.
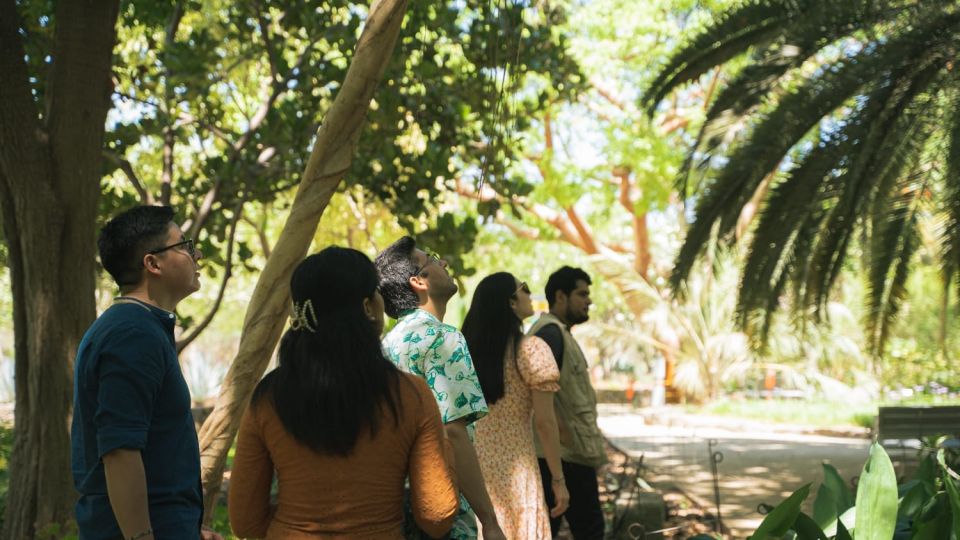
[598,407,871,538]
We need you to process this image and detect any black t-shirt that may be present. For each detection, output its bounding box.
[534,323,565,371]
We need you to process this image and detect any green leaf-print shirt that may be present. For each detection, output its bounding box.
[383,308,488,540]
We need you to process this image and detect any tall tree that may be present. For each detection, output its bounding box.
[3,0,580,533]
[645,0,960,359]
[0,0,120,537]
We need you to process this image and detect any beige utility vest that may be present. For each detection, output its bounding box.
[529,313,607,468]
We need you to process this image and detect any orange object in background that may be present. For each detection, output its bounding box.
[764,368,777,399]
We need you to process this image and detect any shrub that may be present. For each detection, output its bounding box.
[748,442,960,539]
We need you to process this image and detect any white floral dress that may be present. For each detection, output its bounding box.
[474,337,561,540]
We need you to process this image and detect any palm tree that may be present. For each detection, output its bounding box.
[643,0,960,358]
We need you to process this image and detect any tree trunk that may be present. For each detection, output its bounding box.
[196,0,409,520]
[0,1,120,538]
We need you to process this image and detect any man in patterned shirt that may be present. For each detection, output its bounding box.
[377,237,506,540]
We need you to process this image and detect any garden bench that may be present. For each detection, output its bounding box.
[876,405,960,477]
[876,406,960,474]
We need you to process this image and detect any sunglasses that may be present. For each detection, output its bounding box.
[515,281,531,295]
[148,238,197,258]
[414,252,442,275]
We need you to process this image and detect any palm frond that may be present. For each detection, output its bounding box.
[803,61,945,317]
[670,49,894,290]
[681,0,891,189]
[939,87,960,291]
[661,0,960,356]
[865,174,924,357]
[643,0,813,112]
[736,126,853,328]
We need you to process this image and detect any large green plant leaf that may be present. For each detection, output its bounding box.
[812,462,856,531]
[836,517,853,540]
[823,463,856,513]
[793,512,829,540]
[748,483,811,539]
[912,493,953,540]
[916,453,938,484]
[899,479,936,520]
[938,449,960,539]
[854,443,899,540]
[812,483,839,529]
[824,506,856,537]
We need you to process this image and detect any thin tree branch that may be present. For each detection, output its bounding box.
[589,76,632,113]
[253,0,281,82]
[563,206,599,254]
[176,198,244,352]
[161,127,174,206]
[345,188,378,252]
[160,1,185,207]
[241,213,272,259]
[103,150,154,204]
[613,167,650,277]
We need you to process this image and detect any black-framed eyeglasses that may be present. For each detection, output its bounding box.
[514,281,531,296]
[414,252,442,275]
[149,238,196,258]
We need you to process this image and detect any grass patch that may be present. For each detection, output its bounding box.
[688,396,960,429]
[688,399,878,428]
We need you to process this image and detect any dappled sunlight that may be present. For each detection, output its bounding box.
[604,414,870,538]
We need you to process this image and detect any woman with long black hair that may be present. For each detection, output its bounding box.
[462,272,570,539]
[228,246,458,539]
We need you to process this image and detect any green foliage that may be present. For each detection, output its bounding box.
[748,443,960,540]
[211,499,237,540]
[0,424,11,532]
[748,483,810,539]
[646,0,960,360]
[13,0,583,338]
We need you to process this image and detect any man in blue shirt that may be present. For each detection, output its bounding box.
[71,205,222,540]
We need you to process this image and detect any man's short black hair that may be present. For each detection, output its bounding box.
[98,205,175,288]
[545,266,592,309]
[374,236,420,319]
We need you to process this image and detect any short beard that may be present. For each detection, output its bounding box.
[430,280,458,304]
[566,307,589,325]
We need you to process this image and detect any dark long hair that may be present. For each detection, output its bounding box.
[461,272,523,405]
[252,246,402,456]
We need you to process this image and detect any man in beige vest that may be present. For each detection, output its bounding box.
[529,266,607,539]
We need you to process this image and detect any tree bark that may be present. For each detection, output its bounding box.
[613,167,652,279]
[196,0,409,520]
[0,1,120,538]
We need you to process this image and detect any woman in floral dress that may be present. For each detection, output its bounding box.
[462,272,570,539]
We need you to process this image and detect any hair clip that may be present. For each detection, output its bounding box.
[290,299,318,333]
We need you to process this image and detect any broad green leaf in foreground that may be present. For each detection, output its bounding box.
[823,462,856,513]
[823,506,856,537]
[748,483,811,540]
[938,449,960,540]
[854,443,898,540]
[812,485,838,530]
[793,512,829,540]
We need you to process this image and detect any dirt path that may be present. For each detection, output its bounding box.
[599,409,871,538]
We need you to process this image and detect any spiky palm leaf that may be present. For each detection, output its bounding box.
[645,0,960,357]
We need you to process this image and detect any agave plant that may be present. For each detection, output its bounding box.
[643,0,960,357]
